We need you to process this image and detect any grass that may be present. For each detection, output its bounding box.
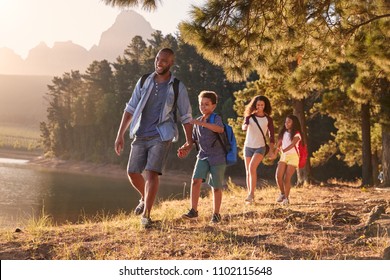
[0,124,41,151]
[0,179,389,260]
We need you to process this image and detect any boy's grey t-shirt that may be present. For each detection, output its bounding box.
[194,114,226,166]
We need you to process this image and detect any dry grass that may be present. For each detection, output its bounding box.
[0,180,389,260]
[0,125,41,151]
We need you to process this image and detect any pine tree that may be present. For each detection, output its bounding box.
[179,0,389,186]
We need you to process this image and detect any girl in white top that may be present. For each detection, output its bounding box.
[275,115,303,205]
[242,95,275,204]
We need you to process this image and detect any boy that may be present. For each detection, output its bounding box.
[178,91,226,223]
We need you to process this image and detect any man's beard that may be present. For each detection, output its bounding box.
[155,66,170,75]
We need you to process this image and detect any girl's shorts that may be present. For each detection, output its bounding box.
[279,153,299,167]
[244,146,266,157]
[192,159,226,189]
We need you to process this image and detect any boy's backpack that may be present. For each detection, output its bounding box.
[140,73,180,122]
[294,136,308,169]
[209,113,238,166]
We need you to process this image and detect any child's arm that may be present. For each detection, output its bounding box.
[190,119,224,133]
[281,135,300,153]
[266,116,276,158]
[242,116,250,131]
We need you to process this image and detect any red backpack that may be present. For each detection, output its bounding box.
[294,134,308,169]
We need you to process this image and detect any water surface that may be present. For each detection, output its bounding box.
[0,157,190,228]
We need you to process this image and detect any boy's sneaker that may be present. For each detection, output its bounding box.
[134,199,144,215]
[282,198,289,205]
[140,217,152,229]
[276,193,285,203]
[182,208,198,220]
[210,213,221,224]
[245,194,254,204]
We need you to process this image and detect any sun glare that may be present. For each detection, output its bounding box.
[0,0,11,9]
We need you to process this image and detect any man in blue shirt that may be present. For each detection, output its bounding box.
[114,48,193,228]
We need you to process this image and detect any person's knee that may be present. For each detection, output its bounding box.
[128,172,141,180]
[214,188,222,194]
[145,170,159,181]
[192,178,202,188]
[249,163,258,173]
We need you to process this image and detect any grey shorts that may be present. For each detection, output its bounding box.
[244,146,266,157]
[127,136,172,175]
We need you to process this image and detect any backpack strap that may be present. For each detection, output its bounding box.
[172,78,180,123]
[140,73,152,88]
[251,115,267,145]
[209,113,228,154]
[192,123,199,151]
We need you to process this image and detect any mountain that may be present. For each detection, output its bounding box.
[90,10,154,62]
[0,10,155,76]
[20,41,91,76]
[0,48,25,74]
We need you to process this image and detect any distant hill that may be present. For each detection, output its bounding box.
[0,74,52,129]
[90,11,155,62]
[0,10,155,76]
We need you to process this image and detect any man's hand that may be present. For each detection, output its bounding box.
[177,142,193,159]
[114,136,124,156]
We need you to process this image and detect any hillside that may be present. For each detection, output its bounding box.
[0,74,52,129]
[0,181,389,260]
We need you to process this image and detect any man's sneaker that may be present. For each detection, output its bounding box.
[245,194,254,204]
[210,213,221,224]
[140,217,152,229]
[134,199,144,215]
[282,198,289,205]
[182,208,198,220]
[276,193,285,203]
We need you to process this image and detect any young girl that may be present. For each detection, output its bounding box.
[178,91,226,224]
[275,115,303,205]
[242,95,275,204]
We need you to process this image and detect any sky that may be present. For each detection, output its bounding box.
[0,0,204,59]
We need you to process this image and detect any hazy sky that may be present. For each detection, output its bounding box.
[0,0,204,58]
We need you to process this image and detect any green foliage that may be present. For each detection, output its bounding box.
[179,0,390,185]
[102,0,158,11]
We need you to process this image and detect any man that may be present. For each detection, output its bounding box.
[114,48,193,228]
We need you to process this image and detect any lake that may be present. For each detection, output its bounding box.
[0,157,191,228]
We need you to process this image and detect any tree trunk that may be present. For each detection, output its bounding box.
[293,98,310,185]
[361,103,373,186]
[381,123,390,187]
[372,150,379,185]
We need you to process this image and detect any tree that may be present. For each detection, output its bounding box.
[42,71,84,157]
[103,0,159,10]
[179,0,390,186]
[179,0,339,184]
[322,15,389,186]
[124,36,147,64]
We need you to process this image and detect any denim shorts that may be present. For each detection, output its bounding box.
[244,146,266,157]
[127,136,172,175]
[192,158,226,189]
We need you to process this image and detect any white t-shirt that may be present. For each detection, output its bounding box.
[281,131,301,155]
[244,115,269,148]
